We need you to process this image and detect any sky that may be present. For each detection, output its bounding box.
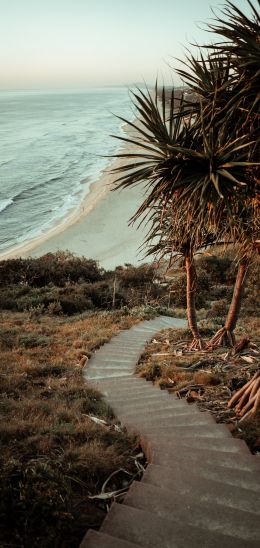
[0,0,253,89]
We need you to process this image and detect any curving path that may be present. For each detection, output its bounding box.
[80,316,260,548]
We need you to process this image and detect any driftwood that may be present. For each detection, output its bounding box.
[228,370,260,421]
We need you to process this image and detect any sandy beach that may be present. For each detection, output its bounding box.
[0,130,149,270]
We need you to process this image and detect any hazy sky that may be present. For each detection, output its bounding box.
[0,0,252,89]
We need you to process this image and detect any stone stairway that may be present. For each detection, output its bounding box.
[80,316,260,547]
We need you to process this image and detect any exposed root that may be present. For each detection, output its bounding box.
[228,370,260,422]
[226,337,250,358]
[208,327,236,349]
[189,337,205,351]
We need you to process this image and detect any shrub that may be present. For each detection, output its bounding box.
[59,295,93,315]
[196,255,234,284]
[117,264,156,287]
[0,328,17,349]
[168,270,210,309]
[47,301,63,315]
[0,252,103,288]
[206,299,229,320]
[18,334,53,348]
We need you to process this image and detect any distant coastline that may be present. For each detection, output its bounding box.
[0,88,144,267]
[0,119,148,269]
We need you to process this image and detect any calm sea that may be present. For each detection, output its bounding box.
[0,88,134,254]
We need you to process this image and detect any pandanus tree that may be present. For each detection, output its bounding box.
[110,0,259,348]
[110,83,258,340]
[176,0,259,346]
[142,198,217,349]
[207,0,260,346]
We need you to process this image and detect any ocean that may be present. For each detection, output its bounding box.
[0,88,135,254]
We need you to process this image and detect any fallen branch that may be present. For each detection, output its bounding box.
[176,384,205,397]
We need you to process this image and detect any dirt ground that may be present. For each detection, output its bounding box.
[136,324,260,454]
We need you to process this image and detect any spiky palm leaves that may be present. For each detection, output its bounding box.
[111,87,257,247]
[110,0,259,347]
[176,53,235,123]
[207,0,260,112]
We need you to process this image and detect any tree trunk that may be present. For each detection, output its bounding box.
[185,255,203,349]
[209,259,249,347]
[225,260,248,333]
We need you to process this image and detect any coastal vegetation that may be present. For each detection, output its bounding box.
[0,1,259,546]
[0,250,258,546]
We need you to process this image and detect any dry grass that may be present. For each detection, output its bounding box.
[0,310,141,548]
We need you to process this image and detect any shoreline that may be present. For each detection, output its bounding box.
[0,140,130,262]
[0,118,149,269]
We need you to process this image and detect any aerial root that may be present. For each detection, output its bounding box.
[228,371,260,422]
[207,327,236,349]
[189,337,205,351]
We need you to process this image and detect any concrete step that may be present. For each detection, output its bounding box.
[108,390,186,403]
[88,355,135,371]
[110,394,181,409]
[86,369,134,380]
[161,316,187,329]
[85,376,134,389]
[82,317,259,547]
[149,439,260,472]
[111,399,200,416]
[117,410,216,430]
[105,349,142,355]
[103,389,173,404]
[101,502,255,547]
[116,334,150,341]
[80,530,141,548]
[143,464,260,514]
[124,481,260,541]
[112,341,147,348]
[132,325,163,332]
[96,348,140,356]
[116,400,212,417]
[139,422,231,439]
[95,377,148,391]
[149,454,260,491]
[151,316,186,327]
[87,362,134,370]
[107,389,173,403]
[107,339,145,346]
[148,433,250,454]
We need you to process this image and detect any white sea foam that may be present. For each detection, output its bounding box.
[0,87,137,253]
[0,198,13,213]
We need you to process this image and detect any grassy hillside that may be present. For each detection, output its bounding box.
[0,310,147,547]
[0,250,259,546]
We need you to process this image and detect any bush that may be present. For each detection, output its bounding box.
[196,255,234,285]
[0,252,103,288]
[0,328,17,349]
[47,301,63,316]
[59,295,93,315]
[206,299,229,320]
[116,264,156,287]
[168,270,210,309]
[18,334,53,348]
